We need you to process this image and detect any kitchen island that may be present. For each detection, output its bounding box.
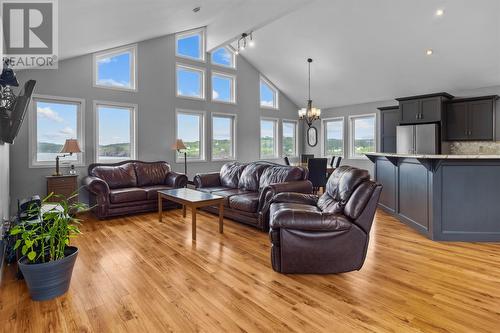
[366,152,500,241]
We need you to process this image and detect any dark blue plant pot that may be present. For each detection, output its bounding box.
[18,246,78,301]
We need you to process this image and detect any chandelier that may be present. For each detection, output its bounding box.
[298,58,321,127]
[235,32,254,55]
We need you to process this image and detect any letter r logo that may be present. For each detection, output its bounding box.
[3,1,53,54]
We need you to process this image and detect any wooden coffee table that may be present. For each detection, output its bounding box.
[158,188,224,240]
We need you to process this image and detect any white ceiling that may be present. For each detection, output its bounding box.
[59,0,500,108]
[239,0,500,108]
[59,0,309,60]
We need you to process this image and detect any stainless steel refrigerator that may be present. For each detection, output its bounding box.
[396,123,439,154]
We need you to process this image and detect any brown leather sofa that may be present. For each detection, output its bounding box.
[194,161,312,230]
[83,160,188,219]
[269,166,382,274]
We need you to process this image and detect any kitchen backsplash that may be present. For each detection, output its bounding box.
[448,141,500,154]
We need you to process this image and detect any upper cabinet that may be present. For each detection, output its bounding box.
[444,96,498,141]
[397,93,453,124]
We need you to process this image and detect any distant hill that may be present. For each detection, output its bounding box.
[99,143,130,157]
[38,142,63,153]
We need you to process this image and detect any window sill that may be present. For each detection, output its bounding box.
[93,83,137,92]
[175,54,206,63]
[260,106,279,111]
[175,158,207,164]
[176,94,206,101]
[211,99,236,105]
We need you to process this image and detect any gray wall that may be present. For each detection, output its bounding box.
[10,33,301,209]
[0,143,9,224]
[302,85,500,176]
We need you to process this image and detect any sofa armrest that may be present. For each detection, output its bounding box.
[165,171,188,188]
[270,192,319,206]
[193,172,221,188]
[82,176,110,198]
[259,180,313,211]
[270,210,352,232]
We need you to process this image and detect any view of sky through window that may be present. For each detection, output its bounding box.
[177,33,202,60]
[325,120,344,156]
[353,116,375,156]
[177,113,202,158]
[98,106,132,160]
[211,47,234,67]
[260,80,277,108]
[212,75,232,102]
[36,101,78,162]
[212,116,233,159]
[177,66,203,98]
[96,52,132,89]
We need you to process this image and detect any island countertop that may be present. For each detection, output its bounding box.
[365,152,500,159]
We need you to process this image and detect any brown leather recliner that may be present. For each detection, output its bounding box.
[194,161,312,230]
[83,160,188,219]
[269,166,382,274]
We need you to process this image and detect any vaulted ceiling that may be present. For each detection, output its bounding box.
[59,0,500,108]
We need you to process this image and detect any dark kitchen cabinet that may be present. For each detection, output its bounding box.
[444,96,498,141]
[397,93,453,124]
[378,105,399,153]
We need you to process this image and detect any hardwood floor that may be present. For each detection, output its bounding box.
[1,209,499,332]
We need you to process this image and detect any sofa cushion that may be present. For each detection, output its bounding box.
[143,185,174,200]
[229,193,260,213]
[220,162,246,188]
[259,166,305,189]
[93,163,137,189]
[109,187,147,203]
[135,162,171,187]
[212,188,251,206]
[197,186,230,194]
[238,163,270,191]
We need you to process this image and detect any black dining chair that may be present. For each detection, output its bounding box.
[307,158,328,194]
[283,156,290,166]
[330,156,342,168]
[301,154,314,164]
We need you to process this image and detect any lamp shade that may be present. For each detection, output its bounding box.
[60,139,81,154]
[171,139,187,150]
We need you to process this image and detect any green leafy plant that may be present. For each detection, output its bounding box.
[10,192,88,264]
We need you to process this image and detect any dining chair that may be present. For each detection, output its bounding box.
[301,154,314,164]
[307,158,328,194]
[330,156,342,168]
[283,156,290,166]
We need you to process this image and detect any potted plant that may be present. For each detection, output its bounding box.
[10,193,87,301]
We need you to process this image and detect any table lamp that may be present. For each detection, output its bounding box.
[171,139,187,175]
[54,139,81,176]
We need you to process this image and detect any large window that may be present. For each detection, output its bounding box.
[29,95,85,167]
[211,46,235,68]
[260,118,278,159]
[176,28,205,62]
[94,101,137,162]
[260,76,278,109]
[350,114,376,158]
[323,117,344,157]
[93,45,137,91]
[282,120,298,157]
[176,110,206,161]
[176,64,205,100]
[212,113,236,161]
[211,72,236,104]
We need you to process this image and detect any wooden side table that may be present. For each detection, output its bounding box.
[46,175,78,203]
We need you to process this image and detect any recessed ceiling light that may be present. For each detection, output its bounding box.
[426,49,433,56]
[436,9,444,16]
[193,6,200,13]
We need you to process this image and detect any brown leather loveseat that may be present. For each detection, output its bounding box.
[83,160,188,219]
[194,161,312,230]
[269,166,382,274]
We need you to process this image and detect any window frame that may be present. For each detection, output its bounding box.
[175,28,206,62]
[210,46,236,69]
[321,117,345,158]
[93,100,138,163]
[211,71,236,104]
[349,113,377,160]
[259,75,279,110]
[260,117,280,159]
[175,63,206,100]
[210,112,237,161]
[175,109,207,163]
[93,44,138,92]
[281,119,299,158]
[29,94,86,168]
